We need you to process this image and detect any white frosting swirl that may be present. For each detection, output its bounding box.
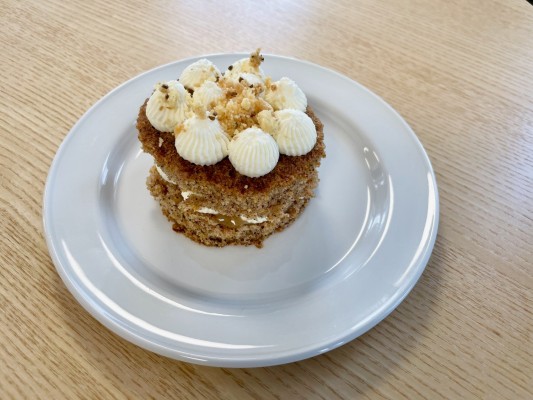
[193,81,224,109]
[146,80,191,132]
[228,128,279,177]
[225,58,265,82]
[155,165,177,184]
[175,113,229,165]
[179,59,221,89]
[272,109,317,156]
[239,73,264,87]
[264,77,307,111]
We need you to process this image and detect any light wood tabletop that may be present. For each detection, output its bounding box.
[2,0,532,398]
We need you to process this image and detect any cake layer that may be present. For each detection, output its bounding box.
[147,166,314,247]
[137,101,325,196]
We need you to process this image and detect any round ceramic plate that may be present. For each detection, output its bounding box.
[44,53,438,367]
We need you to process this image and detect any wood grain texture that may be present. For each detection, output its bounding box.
[1,0,532,398]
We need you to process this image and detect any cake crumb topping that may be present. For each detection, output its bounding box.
[249,48,263,68]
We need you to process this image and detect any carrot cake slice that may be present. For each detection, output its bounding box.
[137,49,325,247]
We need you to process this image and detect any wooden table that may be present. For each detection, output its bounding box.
[2,0,532,398]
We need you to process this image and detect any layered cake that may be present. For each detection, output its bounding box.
[137,50,325,247]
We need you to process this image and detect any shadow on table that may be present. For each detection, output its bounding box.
[54,238,444,398]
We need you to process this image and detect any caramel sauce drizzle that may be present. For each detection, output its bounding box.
[214,214,246,228]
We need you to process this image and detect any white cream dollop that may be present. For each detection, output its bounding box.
[179,59,221,89]
[175,113,229,165]
[197,207,218,214]
[181,191,193,200]
[264,77,307,111]
[228,128,279,178]
[193,81,224,109]
[239,73,264,87]
[197,207,268,224]
[225,57,265,82]
[155,165,177,184]
[146,80,191,132]
[240,215,268,224]
[272,109,317,156]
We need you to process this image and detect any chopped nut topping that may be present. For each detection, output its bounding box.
[193,104,207,119]
[212,76,272,137]
[249,48,263,68]
[241,98,251,110]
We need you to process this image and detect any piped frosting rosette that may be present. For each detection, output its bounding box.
[224,49,266,84]
[258,109,316,156]
[174,106,229,166]
[146,80,191,132]
[179,59,221,90]
[228,128,279,177]
[264,77,307,111]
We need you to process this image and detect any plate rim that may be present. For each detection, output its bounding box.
[43,53,439,367]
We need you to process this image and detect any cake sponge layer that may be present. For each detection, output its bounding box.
[147,166,317,247]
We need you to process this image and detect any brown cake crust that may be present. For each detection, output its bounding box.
[137,99,325,247]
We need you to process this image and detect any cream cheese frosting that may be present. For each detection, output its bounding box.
[174,108,229,165]
[146,80,191,132]
[224,50,266,83]
[179,59,221,90]
[155,164,177,184]
[240,215,268,224]
[238,72,264,87]
[264,77,307,111]
[228,127,279,177]
[272,109,317,156]
[193,81,224,109]
[181,191,193,200]
[197,207,218,214]
[197,207,268,224]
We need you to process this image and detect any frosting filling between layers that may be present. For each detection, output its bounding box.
[155,165,177,184]
[154,166,268,226]
[197,207,269,226]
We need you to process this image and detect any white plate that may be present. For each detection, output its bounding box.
[44,54,438,367]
